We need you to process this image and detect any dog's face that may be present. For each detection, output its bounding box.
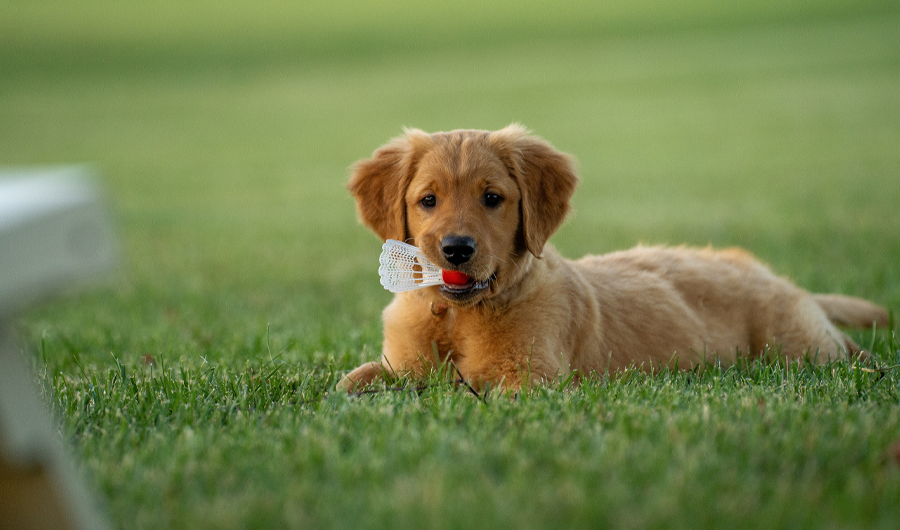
[402,136,524,304]
[349,125,579,306]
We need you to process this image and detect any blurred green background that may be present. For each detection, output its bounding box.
[4,1,898,297]
[2,1,899,528]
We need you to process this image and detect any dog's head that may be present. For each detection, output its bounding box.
[348,124,579,306]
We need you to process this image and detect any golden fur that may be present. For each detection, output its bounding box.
[339,125,889,391]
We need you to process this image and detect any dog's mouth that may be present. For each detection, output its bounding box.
[440,270,496,302]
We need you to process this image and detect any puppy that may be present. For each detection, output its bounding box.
[339,124,889,391]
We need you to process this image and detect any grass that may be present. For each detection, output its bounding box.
[2,0,900,528]
[40,350,900,529]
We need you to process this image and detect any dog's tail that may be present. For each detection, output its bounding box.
[812,294,890,329]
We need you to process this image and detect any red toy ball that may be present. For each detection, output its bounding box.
[442,270,471,286]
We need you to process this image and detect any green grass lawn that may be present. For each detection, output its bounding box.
[3,1,900,528]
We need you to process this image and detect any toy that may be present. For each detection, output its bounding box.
[378,239,471,292]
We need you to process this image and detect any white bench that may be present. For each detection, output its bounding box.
[0,167,114,530]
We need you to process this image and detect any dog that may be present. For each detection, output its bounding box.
[338,124,889,391]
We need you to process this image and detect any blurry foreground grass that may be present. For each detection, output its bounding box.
[2,0,900,528]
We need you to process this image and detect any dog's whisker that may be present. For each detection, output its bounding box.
[505,253,522,271]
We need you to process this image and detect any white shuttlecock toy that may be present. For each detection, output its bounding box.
[378,239,472,293]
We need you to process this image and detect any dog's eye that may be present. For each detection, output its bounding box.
[483,193,502,207]
[421,195,437,208]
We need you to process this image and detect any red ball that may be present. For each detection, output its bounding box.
[442,270,471,286]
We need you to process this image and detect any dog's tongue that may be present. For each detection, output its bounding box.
[442,270,471,286]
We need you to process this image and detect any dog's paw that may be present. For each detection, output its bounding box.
[336,361,386,392]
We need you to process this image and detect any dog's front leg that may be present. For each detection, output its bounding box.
[452,331,568,393]
[338,293,455,392]
[381,293,457,378]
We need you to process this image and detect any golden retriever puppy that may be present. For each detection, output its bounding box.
[339,124,889,391]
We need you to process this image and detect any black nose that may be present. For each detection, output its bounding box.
[441,235,476,265]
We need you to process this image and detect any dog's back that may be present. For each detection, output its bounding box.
[571,246,887,370]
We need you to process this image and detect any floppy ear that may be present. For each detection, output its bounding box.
[489,124,579,257]
[347,129,432,242]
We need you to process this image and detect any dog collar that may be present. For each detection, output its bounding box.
[430,301,449,316]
